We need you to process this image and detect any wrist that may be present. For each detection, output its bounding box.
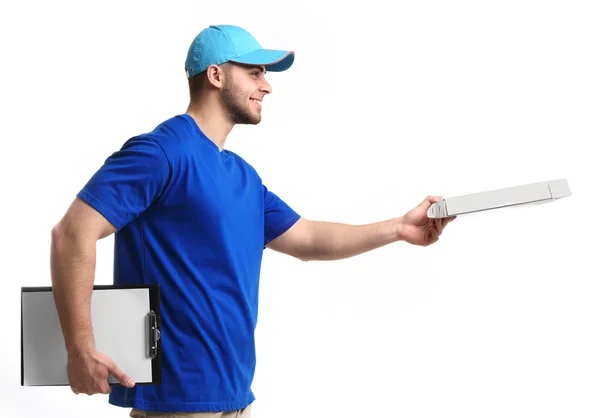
[394,216,405,242]
[66,335,96,358]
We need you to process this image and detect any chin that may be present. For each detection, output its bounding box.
[233,107,262,125]
[246,112,262,125]
[250,108,262,124]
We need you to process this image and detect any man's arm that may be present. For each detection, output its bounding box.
[51,197,135,394]
[50,197,117,355]
[266,196,455,261]
[266,217,403,261]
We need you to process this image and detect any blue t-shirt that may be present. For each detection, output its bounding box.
[76,114,301,412]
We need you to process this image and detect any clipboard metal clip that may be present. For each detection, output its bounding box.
[147,310,161,360]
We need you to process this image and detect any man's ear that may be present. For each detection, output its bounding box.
[206,64,226,89]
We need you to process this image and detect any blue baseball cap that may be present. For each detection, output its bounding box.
[185,25,295,79]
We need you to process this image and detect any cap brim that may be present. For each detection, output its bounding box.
[229,49,295,72]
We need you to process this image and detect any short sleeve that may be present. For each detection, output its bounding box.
[263,185,301,247]
[76,135,171,231]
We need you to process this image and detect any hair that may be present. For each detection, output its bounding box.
[188,62,233,102]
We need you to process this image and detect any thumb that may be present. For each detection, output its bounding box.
[106,358,135,388]
[423,195,442,207]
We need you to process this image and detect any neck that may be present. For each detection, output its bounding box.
[185,97,234,151]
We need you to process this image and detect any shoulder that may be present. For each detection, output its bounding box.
[130,114,197,160]
[224,149,262,179]
[145,114,195,144]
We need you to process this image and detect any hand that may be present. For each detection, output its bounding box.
[67,348,135,395]
[398,195,456,246]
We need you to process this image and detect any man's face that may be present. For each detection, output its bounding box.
[220,63,272,125]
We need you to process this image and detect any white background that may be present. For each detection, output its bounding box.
[1,0,599,417]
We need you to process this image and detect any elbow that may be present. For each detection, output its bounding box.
[50,221,79,266]
[292,248,314,262]
[50,224,64,287]
[51,221,71,248]
[51,222,63,242]
[290,251,312,262]
[51,223,64,250]
[297,249,322,262]
[296,246,316,262]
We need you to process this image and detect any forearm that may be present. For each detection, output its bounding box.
[50,226,97,355]
[305,217,404,261]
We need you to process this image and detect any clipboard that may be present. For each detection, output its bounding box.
[21,284,162,386]
[427,178,571,219]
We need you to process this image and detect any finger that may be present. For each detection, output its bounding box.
[107,360,135,388]
[443,215,457,226]
[422,195,442,208]
[429,195,443,204]
[427,232,439,246]
[428,229,439,245]
[99,381,111,394]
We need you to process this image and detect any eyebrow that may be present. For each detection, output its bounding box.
[249,66,266,74]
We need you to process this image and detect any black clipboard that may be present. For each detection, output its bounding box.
[21,284,162,386]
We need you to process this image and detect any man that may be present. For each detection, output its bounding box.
[50,25,456,417]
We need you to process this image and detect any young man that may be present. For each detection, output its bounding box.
[50,25,456,417]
